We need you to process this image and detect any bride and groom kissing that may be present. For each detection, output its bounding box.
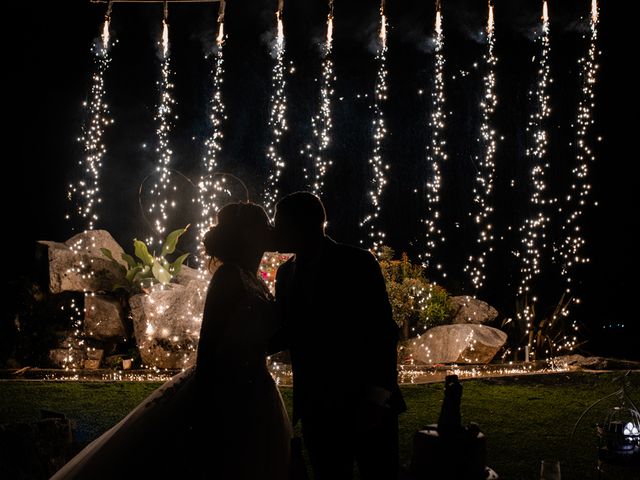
[53,191,406,480]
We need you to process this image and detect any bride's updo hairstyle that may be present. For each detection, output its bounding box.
[203,202,272,265]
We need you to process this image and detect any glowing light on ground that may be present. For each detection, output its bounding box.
[422,2,447,275]
[67,16,113,231]
[197,16,227,269]
[517,0,553,351]
[359,1,389,254]
[305,2,335,196]
[464,2,498,291]
[263,7,288,216]
[147,18,177,245]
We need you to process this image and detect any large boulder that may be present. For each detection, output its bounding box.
[174,264,212,288]
[410,324,507,365]
[38,230,127,294]
[83,294,127,342]
[130,280,208,369]
[449,296,498,325]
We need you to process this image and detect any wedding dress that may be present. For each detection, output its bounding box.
[51,263,292,480]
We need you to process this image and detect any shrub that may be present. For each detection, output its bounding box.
[378,247,451,340]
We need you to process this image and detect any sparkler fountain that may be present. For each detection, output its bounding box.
[62,3,116,370]
[550,0,600,353]
[305,0,335,196]
[516,0,553,358]
[464,1,498,292]
[67,4,114,231]
[196,0,228,270]
[147,2,178,246]
[359,0,389,254]
[422,0,447,277]
[559,0,600,290]
[263,0,288,216]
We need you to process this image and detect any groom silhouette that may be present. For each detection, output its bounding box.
[272,192,406,480]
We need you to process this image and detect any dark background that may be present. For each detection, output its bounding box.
[4,1,637,358]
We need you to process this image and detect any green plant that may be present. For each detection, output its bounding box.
[378,247,451,340]
[101,225,191,294]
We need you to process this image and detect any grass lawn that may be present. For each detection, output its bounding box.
[1,371,639,479]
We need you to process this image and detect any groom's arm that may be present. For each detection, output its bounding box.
[357,252,400,400]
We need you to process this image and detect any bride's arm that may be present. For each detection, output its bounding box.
[195,264,244,379]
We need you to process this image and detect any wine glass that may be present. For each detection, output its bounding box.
[540,460,561,480]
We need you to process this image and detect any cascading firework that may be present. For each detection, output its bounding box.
[263,5,288,216]
[306,2,335,196]
[197,7,227,268]
[552,0,600,353]
[422,1,447,275]
[147,16,177,245]
[464,1,498,292]
[517,0,553,348]
[68,14,113,231]
[359,0,389,254]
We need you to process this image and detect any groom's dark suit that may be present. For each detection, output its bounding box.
[274,236,405,479]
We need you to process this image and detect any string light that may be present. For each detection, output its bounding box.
[147,16,177,245]
[359,0,389,254]
[197,6,227,270]
[517,0,553,356]
[305,1,335,196]
[67,14,113,231]
[464,1,498,291]
[422,1,447,274]
[263,4,288,216]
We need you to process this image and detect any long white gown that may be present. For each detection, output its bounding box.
[51,263,292,480]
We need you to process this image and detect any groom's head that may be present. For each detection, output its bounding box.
[274,192,326,253]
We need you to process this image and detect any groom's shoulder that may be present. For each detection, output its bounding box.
[329,239,378,266]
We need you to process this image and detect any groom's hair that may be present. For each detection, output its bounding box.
[275,191,326,234]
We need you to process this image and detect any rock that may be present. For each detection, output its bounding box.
[83,348,104,369]
[449,296,498,325]
[83,294,127,341]
[174,264,198,285]
[130,280,208,369]
[410,324,507,365]
[38,230,127,294]
[550,355,640,370]
[48,348,85,368]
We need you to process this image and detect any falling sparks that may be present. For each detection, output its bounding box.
[148,18,177,245]
[464,1,498,291]
[422,2,447,274]
[359,1,389,254]
[67,16,113,231]
[556,0,600,335]
[305,2,335,195]
[517,0,553,346]
[263,8,288,216]
[197,11,228,269]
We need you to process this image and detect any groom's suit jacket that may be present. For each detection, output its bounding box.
[274,237,406,424]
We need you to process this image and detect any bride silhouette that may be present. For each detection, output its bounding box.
[52,202,292,480]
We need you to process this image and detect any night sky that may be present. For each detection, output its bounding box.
[5,1,637,358]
